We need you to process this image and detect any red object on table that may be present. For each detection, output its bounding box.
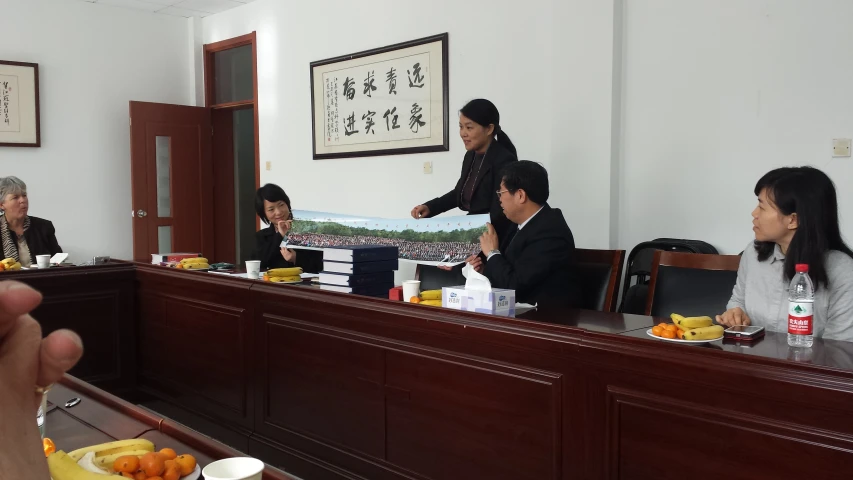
[389,285,403,300]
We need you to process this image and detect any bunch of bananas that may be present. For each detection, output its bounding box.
[47,439,156,478]
[265,267,303,282]
[414,289,442,307]
[671,313,724,340]
[0,257,22,271]
[175,257,209,270]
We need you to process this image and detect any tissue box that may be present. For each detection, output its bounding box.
[441,286,516,317]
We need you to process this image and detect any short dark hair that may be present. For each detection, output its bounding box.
[499,161,549,205]
[255,183,291,225]
[754,166,853,289]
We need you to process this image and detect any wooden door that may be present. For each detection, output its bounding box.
[129,101,213,262]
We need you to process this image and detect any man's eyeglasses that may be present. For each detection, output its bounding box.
[495,189,511,199]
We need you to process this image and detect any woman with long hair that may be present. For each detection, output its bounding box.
[410,98,518,237]
[717,166,853,341]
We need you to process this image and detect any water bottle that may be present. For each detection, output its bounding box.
[788,263,815,347]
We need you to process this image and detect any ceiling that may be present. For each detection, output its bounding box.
[72,0,257,18]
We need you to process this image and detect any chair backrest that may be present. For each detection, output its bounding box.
[646,251,741,317]
[415,264,467,291]
[575,248,626,312]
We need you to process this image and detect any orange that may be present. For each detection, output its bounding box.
[159,449,178,461]
[175,455,197,476]
[0,263,5,272]
[42,438,55,457]
[132,470,147,480]
[162,464,181,480]
[664,324,678,333]
[175,263,184,269]
[139,452,166,477]
[651,326,663,336]
[120,473,134,479]
[677,329,685,338]
[409,296,421,304]
[147,477,165,480]
[661,330,676,339]
[657,322,667,329]
[113,455,140,474]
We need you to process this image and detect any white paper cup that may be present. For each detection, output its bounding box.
[36,255,51,268]
[402,280,421,302]
[245,260,261,279]
[202,457,264,480]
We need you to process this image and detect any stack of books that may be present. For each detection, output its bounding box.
[319,245,398,297]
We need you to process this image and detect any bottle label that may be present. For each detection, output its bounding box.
[788,302,814,335]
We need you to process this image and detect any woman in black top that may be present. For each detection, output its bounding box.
[250,184,318,271]
[410,99,518,237]
[0,176,62,267]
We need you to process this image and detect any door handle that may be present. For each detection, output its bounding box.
[136,209,147,218]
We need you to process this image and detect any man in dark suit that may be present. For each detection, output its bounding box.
[468,161,581,309]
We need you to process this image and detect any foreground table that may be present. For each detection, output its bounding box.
[46,374,296,480]
[16,262,853,479]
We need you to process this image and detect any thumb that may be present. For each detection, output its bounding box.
[37,329,83,389]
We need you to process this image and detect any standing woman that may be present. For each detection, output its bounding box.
[0,176,62,268]
[410,99,518,237]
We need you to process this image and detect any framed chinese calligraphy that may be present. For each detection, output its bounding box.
[310,33,449,159]
[0,61,40,147]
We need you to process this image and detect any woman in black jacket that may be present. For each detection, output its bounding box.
[250,184,320,272]
[410,99,518,237]
[0,176,62,267]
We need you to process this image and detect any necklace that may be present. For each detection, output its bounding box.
[460,143,491,204]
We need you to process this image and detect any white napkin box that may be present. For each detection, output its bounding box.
[441,286,516,317]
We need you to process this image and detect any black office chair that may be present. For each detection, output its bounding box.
[575,249,625,312]
[415,264,466,291]
[646,251,740,318]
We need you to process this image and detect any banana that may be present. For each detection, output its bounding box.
[267,267,303,277]
[1,257,15,266]
[419,299,443,307]
[7,262,21,271]
[68,438,154,461]
[680,324,724,340]
[420,290,442,300]
[677,316,714,329]
[268,276,302,282]
[182,263,210,270]
[77,452,110,475]
[92,449,151,471]
[670,313,685,323]
[49,451,114,480]
[180,257,208,264]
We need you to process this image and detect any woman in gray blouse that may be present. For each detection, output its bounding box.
[717,167,853,342]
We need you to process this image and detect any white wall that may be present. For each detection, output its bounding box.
[203,0,619,253]
[0,0,190,262]
[202,0,853,260]
[619,0,853,254]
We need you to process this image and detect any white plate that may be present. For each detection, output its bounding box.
[645,329,722,345]
[183,464,201,480]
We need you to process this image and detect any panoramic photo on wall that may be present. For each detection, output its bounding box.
[288,210,489,264]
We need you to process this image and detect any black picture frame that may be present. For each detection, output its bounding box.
[310,33,449,160]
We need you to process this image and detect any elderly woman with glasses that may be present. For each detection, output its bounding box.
[0,177,62,268]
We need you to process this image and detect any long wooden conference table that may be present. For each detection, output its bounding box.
[12,261,853,479]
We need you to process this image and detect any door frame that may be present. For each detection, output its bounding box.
[203,31,261,225]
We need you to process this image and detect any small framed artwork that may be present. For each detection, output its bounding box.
[0,60,40,147]
[310,33,449,160]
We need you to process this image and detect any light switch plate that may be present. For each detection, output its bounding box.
[423,161,433,174]
[265,161,272,170]
[832,138,851,157]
